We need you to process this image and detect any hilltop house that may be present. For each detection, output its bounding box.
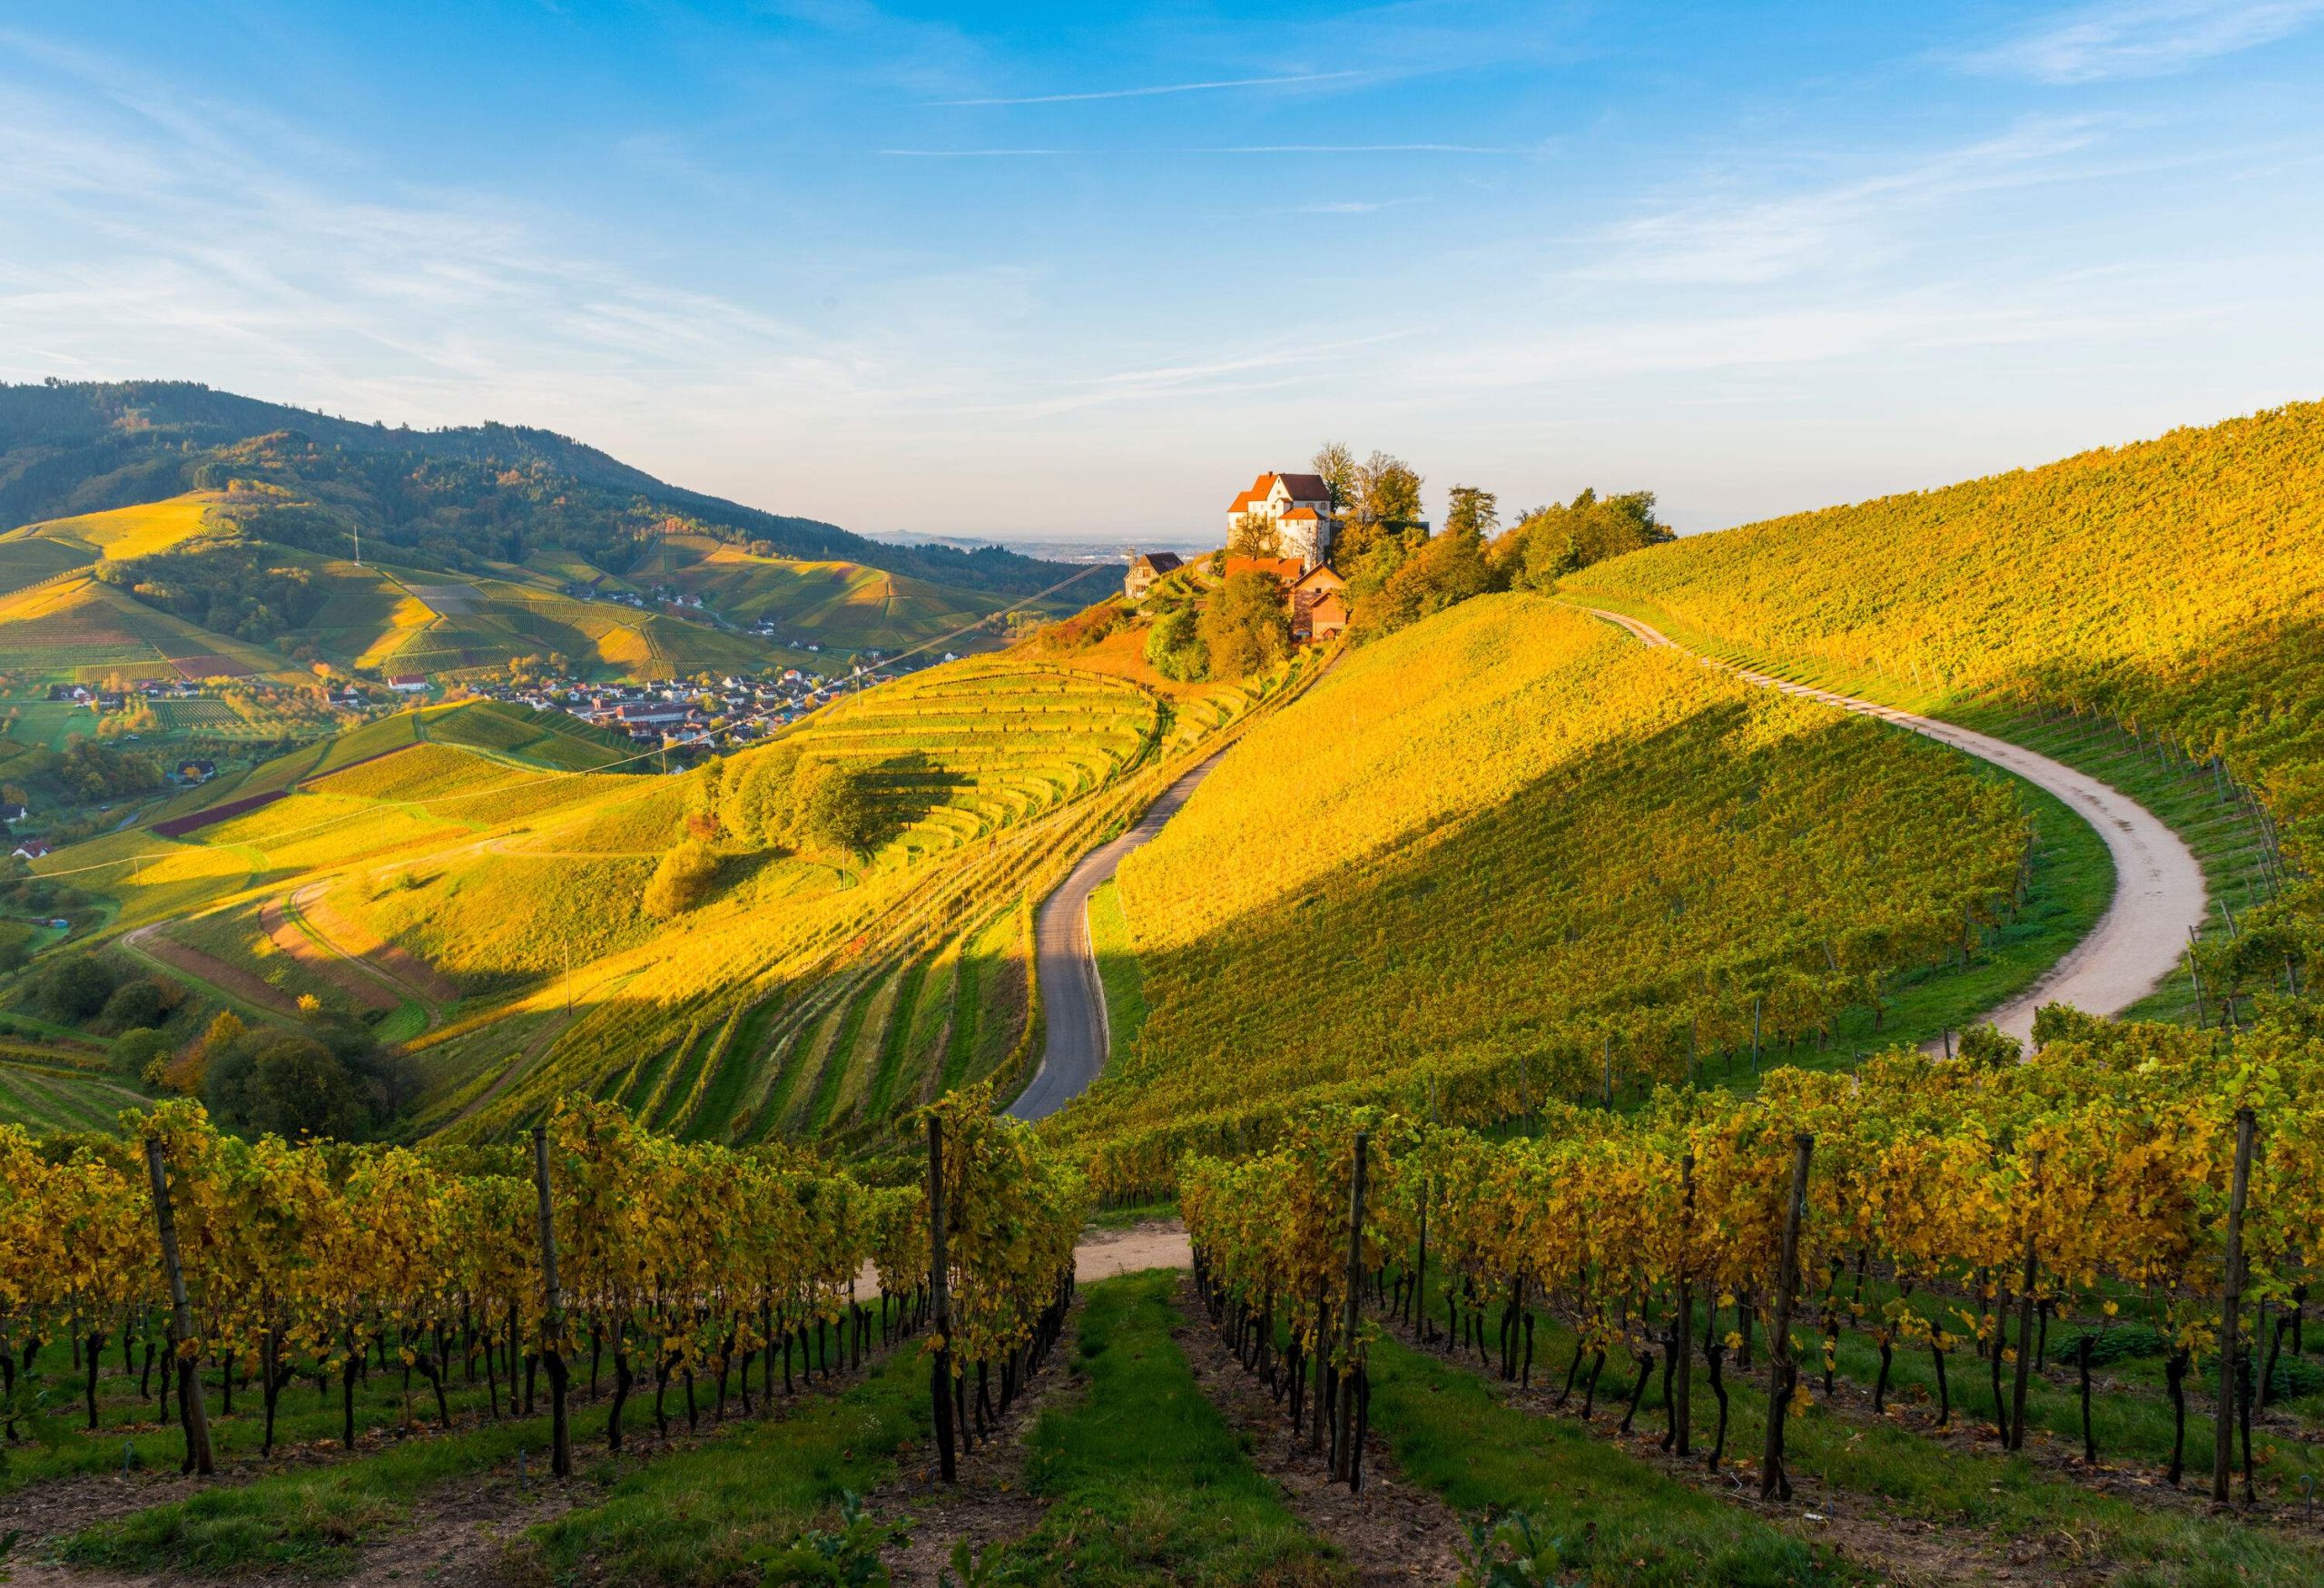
[1228,471,1337,567]
[1124,551,1183,601]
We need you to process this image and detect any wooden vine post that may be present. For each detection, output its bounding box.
[532,1126,572,1477]
[2213,1106,2255,1504]
[1760,1132,1813,1503]
[144,1135,213,1475]
[1335,1131,1370,1490]
[1672,1151,1696,1456]
[2008,1149,2043,1451]
[929,1114,958,1484]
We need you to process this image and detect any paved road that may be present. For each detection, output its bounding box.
[1583,607,2208,1041]
[1005,752,1225,1122]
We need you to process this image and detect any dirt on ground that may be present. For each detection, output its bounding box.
[122,923,301,1017]
[1175,1276,1468,1587]
[1073,1218,1191,1281]
[259,894,400,1011]
[870,1326,1072,1585]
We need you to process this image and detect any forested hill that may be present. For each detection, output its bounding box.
[0,380,1070,597]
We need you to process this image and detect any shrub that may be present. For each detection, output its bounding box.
[1197,572,1289,680]
[110,1026,171,1082]
[98,978,167,1034]
[34,954,117,1024]
[1145,605,1207,682]
[643,840,722,919]
[797,762,886,857]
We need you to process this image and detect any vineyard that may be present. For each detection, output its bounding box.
[1563,400,2324,850]
[417,655,1307,1150]
[1178,1000,2324,1581]
[1068,595,2044,1196]
[0,1084,1083,1577]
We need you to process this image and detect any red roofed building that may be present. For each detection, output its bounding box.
[1227,471,1337,567]
[1223,555,1305,587]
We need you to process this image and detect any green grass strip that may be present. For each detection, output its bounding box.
[521,1346,931,1585]
[59,1403,601,1576]
[1087,877,1149,1066]
[984,1268,1341,1585]
[1367,1332,1847,1586]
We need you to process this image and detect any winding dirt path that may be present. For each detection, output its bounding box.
[1581,607,2208,1041]
[259,894,399,1012]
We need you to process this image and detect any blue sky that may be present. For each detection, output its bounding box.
[4,2,2322,541]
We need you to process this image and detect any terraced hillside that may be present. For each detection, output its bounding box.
[409,657,1230,1149]
[1060,595,2050,1190]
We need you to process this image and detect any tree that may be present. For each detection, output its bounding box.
[643,839,721,918]
[1353,519,1498,638]
[720,744,803,850]
[1311,442,1357,512]
[1494,488,1671,589]
[98,977,166,1034]
[1335,450,1427,565]
[1444,486,1500,540]
[208,1034,369,1140]
[35,953,117,1023]
[796,761,887,857]
[1198,572,1292,680]
[1145,604,1208,682]
[1227,511,1282,558]
[111,1026,171,1082]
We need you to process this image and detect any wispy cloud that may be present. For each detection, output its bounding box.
[1298,198,1426,215]
[1580,119,2107,286]
[931,71,1364,106]
[1960,0,2324,84]
[880,143,1521,157]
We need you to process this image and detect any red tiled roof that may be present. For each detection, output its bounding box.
[1279,506,1321,521]
[1224,556,1303,584]
[1228,489,1257,512]
[1292,563,1347,593]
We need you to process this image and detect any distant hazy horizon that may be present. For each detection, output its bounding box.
[6,3,2321,541]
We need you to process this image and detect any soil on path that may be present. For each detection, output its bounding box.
[1173,1275,1467,1586]
[1581,607,2208,1043]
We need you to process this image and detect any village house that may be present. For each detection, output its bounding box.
[389,674,428,694]
[1123,551,1183,601]
[1289,563,1351,643]
[1227,471,1337,567]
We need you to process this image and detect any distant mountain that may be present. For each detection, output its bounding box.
[0,380,1074,597]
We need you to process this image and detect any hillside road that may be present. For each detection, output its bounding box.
[1004,750,1224,1122]
[1582,607,2207,1041]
